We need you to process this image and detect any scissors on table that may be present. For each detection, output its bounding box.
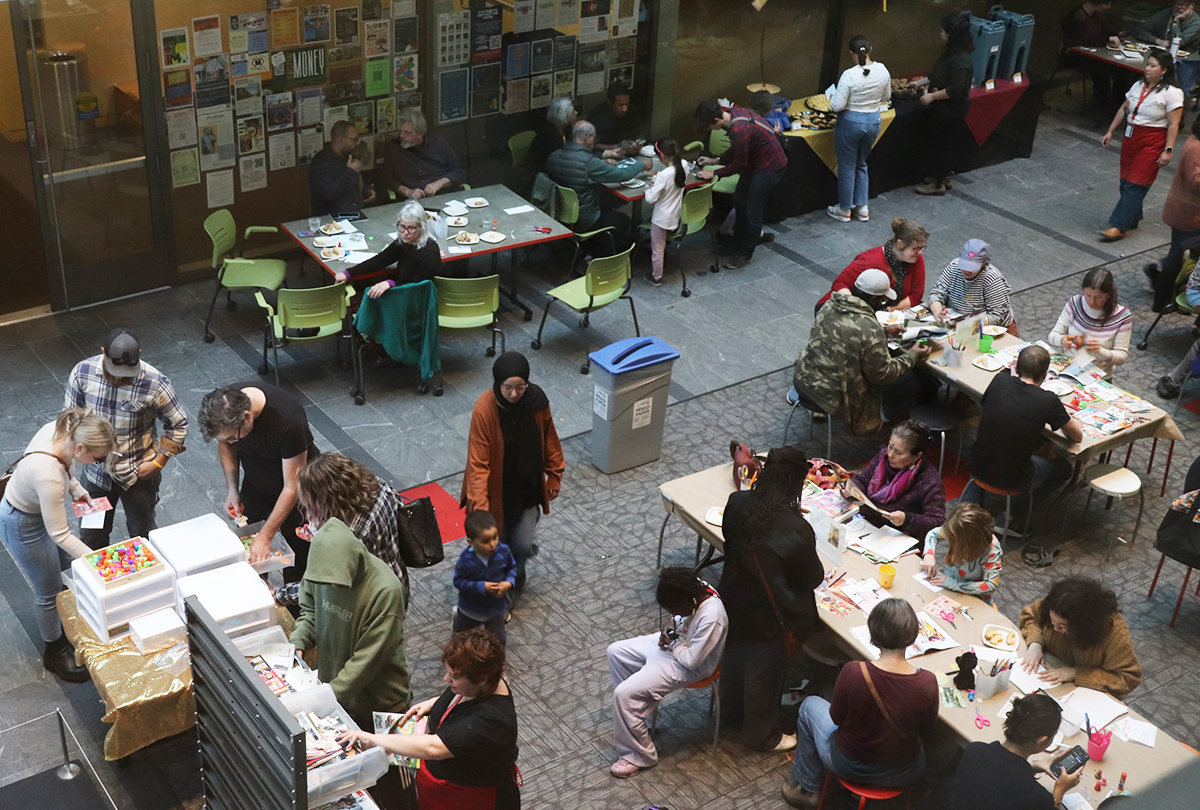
[974,707,990,730]
[938,608,958,630]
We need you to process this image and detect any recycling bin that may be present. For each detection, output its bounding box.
[989,6,1035,80]
[588,336,680,474]
[969,16,1007,87]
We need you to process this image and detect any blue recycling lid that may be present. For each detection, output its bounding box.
[589,336,680,374]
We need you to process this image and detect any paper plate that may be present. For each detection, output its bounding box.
[442,205,468,217]
[1043,380,1073,397]
[639,145,655,157]
[313,237,338,247]
[982,624,1019,651]
[747,82,781,94]
[705,506,725,527]
[972,355,1006,372]
[319,222,344,235]
[876,311,904,326]
[465,198,489,208]
[982,325,1007,336]
[320,247,347,260]
[621,179,645,188]
[447,217,469,227]
[479,231,506,243]
[452,233,480,245]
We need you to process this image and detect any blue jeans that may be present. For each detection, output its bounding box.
[835,111,881,210]
[503,504,540,593]
[793,697,926,793]
[0,498,71,643]
[1108,179,1151,231]
[732,167,785,258]
[1177,58,1200,99]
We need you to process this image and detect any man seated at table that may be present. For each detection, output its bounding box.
[309,120,372,218]
[544,121,649,252]
[791,269,933,436]
[961,346,1083,529]
[1061,2,1127,105]
[381,109,465,201]
[1142,1,1200,99]
[929,239,1019,335]
[587,82,642,156]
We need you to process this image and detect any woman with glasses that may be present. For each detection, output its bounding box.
[463,352,564,608]
[334,200,441,297]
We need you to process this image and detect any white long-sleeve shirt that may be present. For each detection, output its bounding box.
[667,594,728,677]
[829,62,892,114]
[643,159,691,230]
[1048,296,1132,375]
[3,422,90,557]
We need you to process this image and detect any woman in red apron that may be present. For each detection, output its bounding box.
[1100,49,1183,242]
[338,628,520,810]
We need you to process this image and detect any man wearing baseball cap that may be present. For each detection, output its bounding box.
[791,268,933,436]
[65,329,189,548]
[928,239,1017,334]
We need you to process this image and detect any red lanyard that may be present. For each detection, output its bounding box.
[1130,83,1154,123]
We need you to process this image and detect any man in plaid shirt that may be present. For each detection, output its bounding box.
[65,329,189,548]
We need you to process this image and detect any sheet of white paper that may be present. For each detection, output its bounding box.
[341,251,378,263]
[912,572,943,593]
[447,246,472,254]
[824,83,837,98]
[261,642,295,673]
[1062,687,1128,730]
[1111,717,1156,747]
[996,694,1017,719]
[1008,663,1049,694]
[849,625,881,660]
[849,526,916,562]
[503,204,535,214]
[81,510,107,529]
[334,220,359,233]
[387,231,398,240]
[1060,793,1090,810]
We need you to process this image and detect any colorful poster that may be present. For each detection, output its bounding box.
[166,107,197,148]
[375,96,396,132]
[274,45,327,91]
[579,0,609,44]
[193,54,231,109]
[269,132,296,169]
[365,20,390,56]
[607,64,633,90]
[206,168,235,208]
[192,15,223,58]
[471,7,502,63]
[536,0,558,30]
[334,6,360,44]
[530,73,551,109]
[362,0,384,20]
[366,58,390,97]
[272,9,301,49]
[349,100,374,133]
[237,115,266,154]
[160,28,191,68]
[170,148,200,187]
[393,16,418,53]
[296,87,324,126]
[553,69,575,97]
[531,39,553,74]
[163,68,193,108]
[196,107,235,170]
[234,76,263,116]
[555,36,576,70]
[503,78,529,115]
[297,126,324,164]
[439,68,469,123]
[304,5,331,44]
[394,53,418,92]
[437,11,470,67]
[265,91,294,130]
[328,44,362,63]
[239,153,267,192]
[231,13,268,54]
[612,0,638,38]
[471,63,501,118]
[506,43,530,79]
[558,0,579,25]
[514,0,536,34]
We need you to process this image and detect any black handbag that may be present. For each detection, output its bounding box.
[1156,490,1200,570]
[396,494,444,568]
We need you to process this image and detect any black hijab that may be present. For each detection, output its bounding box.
[491,353,550,507]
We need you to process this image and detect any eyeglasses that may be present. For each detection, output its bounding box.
[398,223,420,232]
[223,421,250,444]
[500,384,528,395]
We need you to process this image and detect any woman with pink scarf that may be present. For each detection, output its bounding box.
[842,420,946,540]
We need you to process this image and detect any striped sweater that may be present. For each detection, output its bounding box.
[929,260,1015,327]
[1048,296,1133,374]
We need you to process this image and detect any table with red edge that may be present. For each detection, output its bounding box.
[600,161,707,241]
[1068,44,1159,77]
[282,184,573,321]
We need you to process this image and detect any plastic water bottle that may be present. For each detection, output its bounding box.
[1172,35,1182,58]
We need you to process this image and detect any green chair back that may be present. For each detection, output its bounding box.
[709,129,732,157]
[555,185,581,226]
[508,130,537,168]
[679,184,714,233]
[276,284,351,333]
[204,209,237,268]
[584,245,634,298]
[434,275,499,325]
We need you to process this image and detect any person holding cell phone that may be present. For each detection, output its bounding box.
[842,419,945,539]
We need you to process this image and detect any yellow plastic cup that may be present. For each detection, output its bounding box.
[979,333,993,353]
[878,564,897,589]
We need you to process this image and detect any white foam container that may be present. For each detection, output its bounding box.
[281,684,388,805]
[148,514,247,579]
[129,607,186,654]
[177,561,276,638]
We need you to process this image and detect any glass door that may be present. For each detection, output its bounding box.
[9,0,173,310]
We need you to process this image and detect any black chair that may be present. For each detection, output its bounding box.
[1138,236,1200,351]
[783,385,832,458]
[1149,455,1200,627]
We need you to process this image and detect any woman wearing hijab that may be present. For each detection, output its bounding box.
[463,352,565,603]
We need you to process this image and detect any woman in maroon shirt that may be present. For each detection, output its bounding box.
[815,219,928,313]
[782,599,939,807]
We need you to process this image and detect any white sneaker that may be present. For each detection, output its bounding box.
[769,733,798,752]
[826,205,851,222]
[855,206,869,222]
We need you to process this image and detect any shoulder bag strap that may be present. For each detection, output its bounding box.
[4,450,68,476]
[857,661,911,738]
[751,551,786,624]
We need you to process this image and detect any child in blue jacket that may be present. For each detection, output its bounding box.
[453,510,517,643]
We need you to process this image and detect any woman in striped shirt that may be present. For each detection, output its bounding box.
[1048,268,1132,376]
[928,239,1018,334]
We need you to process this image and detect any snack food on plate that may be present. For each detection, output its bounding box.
[454,231,479,244]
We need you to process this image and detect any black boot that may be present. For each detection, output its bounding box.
[44,634,90,683]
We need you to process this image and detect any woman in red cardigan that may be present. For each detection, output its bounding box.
[815,219,928,313]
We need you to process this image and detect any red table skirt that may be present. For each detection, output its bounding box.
[966,78,1031,145]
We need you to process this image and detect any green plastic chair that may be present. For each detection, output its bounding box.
[555,185,616,277]
[681,140,704,164]
[637,182,718,298]
[531,244,639,374]
[508,130,537,168]
[707,129,740,196]
[253,283,356,385]
[202,209,288,343]
[434,275,505,357]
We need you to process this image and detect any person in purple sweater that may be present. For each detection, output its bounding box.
[842,420,946,539]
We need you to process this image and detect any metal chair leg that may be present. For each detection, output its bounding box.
[1172,567,1193,627]
[1150,553,1167,597]
[711,681,720,752]
[531,299,554,349]
[936,431,947,477]
[626,294,641,337]
[1107,494,1123,561]
[203,282,224,342]
[783,400,799,446]
[656,511,671,569]
[1131,486,1145,546]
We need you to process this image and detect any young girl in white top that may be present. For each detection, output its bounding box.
[0,407,114,682]
[828,35,892,223]
[642,138,690,286]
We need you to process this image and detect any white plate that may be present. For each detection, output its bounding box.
[479,231,506,243]
[320,247,348,260]
[464,198,489,207]
[621,179,645,189]
[972,355,1006,372]
[447,217,469,227]
[312,237,338,247]
[452,233,480,245]
[705,506,724,527]
[443,206,468,217]
[982,325,1007,336]
[1043,380,1074,397]
[319,222,344,235]
[876,311,904,326]
[982,624,1019,651]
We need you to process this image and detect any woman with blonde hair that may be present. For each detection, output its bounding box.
[0,407,115,681]
[921,503,1001,601]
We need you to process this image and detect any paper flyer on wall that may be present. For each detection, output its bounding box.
[193,55,231,109]
[579,0,610,44]
[192,16,223,58]
[247,52,271,75]
[471,6,502,63]
[170,148,200,187]
[295,88,323,126]
[365,58,390,97]
[506,43,530,79]
[503,78,529,114]
[393,53,418,92]
[163,68,193,108]
[206,168,235,208]
[439,67,469,123]
[272,8,302,49]
[437,11,470,67]
[554,35,576,70]
[167,107,198,148]
[297,127,324,164]
[471,63,501,118]
[349,101,374,134]
[514,0,535,33]
[323,104,349,133]
[304,4,331,44]
[237,115,265,154]
[531,39,553,74]
[553,69,575,97]
[612,0,638,37]
[608,63,633,89]
[535,0,557,29]
[558,0,579,25]
[264,91,294,130]
[530,73,551,109]
[230,12,268,54]
[392,0,414,16]
[268,131,296,169]
[364,19,390,56]
[196,108,235,170]
[234,76,263,117]
[375,96,396,132]
[160,27,191,68]
[239,154,267,192]
[607,36,635,65]
[335,6,360,44]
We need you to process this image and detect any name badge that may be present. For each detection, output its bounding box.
[1125,124,1134,137]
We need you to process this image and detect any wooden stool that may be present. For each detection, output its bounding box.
[1074,463,1144,560]
[817,773,912,810]
[971,478,1033,543]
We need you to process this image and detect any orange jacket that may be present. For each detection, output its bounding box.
[462,390,564,527]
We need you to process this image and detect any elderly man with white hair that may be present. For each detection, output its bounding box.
[381,108,466,200]
[334,200,442,296]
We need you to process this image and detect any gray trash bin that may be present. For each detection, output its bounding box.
[588,336,680,474]
[37,49,95,150]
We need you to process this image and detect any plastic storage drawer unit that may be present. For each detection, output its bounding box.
[148,514,247,579]
[177,561,277,638]
[280,684,389,805]
[588,336,680,474]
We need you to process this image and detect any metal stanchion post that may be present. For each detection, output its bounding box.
[56,710,81,780]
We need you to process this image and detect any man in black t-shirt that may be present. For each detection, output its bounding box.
[963,346,1082,513]
[587,82,641,155]
[198,383,320,582]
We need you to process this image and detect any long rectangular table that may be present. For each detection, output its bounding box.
[282,184,573,319]
[658,461,1197,796]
